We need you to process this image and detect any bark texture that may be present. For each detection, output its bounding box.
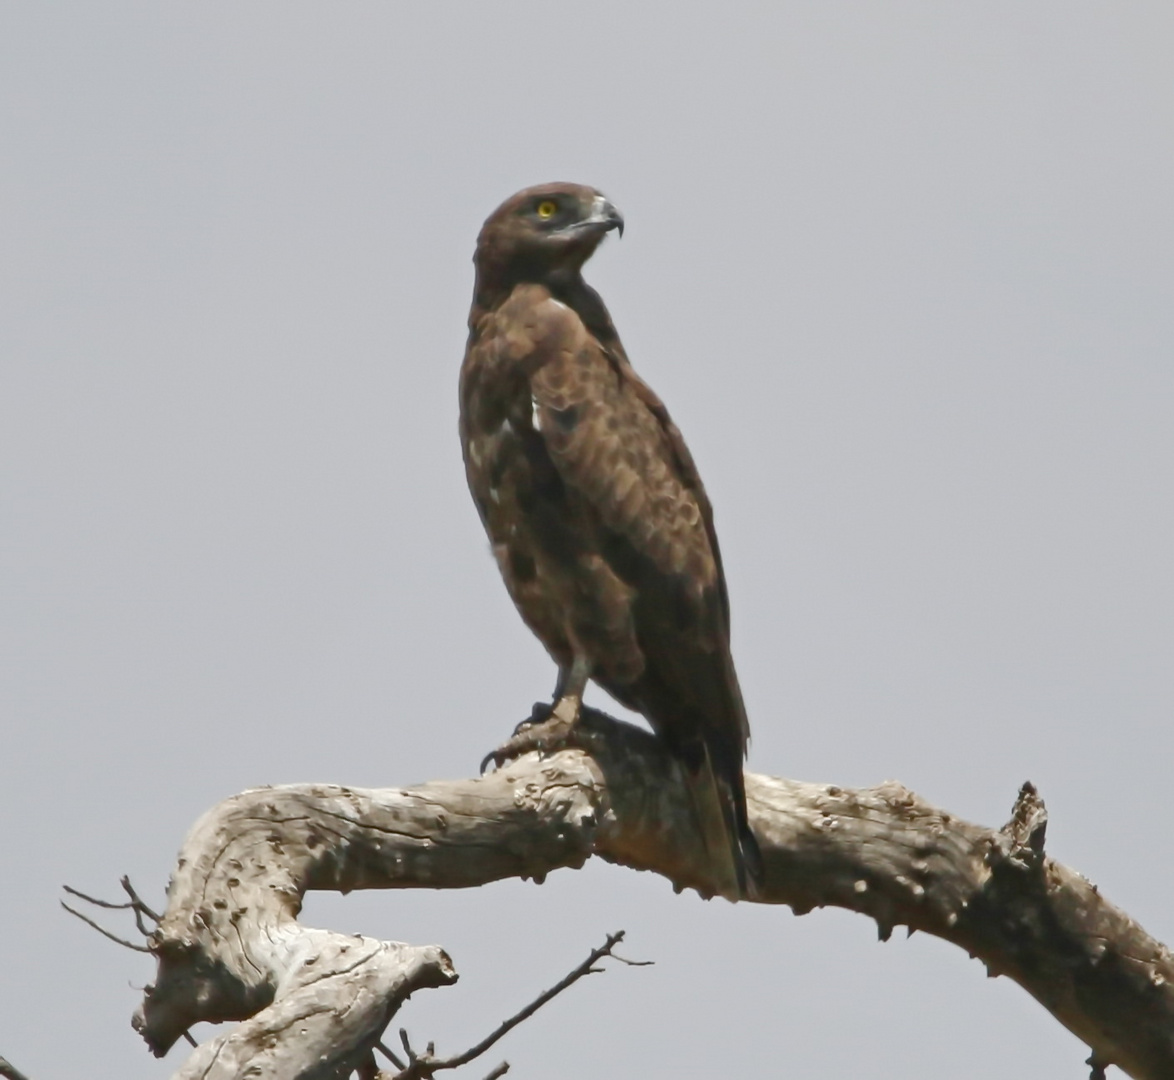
[136,711,1174,1079]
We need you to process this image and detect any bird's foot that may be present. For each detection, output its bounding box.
[480,697,583,773]
[509,701,555,737]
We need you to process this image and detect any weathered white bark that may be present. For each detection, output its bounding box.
[135,711,1174,1080]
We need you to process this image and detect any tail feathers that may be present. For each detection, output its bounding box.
[682,748,764,900]
[725,777,764,899]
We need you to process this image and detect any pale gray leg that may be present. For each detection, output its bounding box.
[550,654,591,727]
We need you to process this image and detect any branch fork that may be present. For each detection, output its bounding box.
[64,709,1174,1079]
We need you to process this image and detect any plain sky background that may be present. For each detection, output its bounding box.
[2,4,1172,1077]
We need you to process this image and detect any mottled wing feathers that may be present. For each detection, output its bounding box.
[615,364,734,633]
[520,293,719,593]
[484,288,750,751]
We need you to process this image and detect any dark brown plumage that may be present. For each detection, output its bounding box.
[460,182,761,895]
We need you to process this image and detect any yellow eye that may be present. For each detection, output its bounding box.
[536,200,558,220]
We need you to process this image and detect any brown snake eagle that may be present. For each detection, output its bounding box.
[460,183,762,895]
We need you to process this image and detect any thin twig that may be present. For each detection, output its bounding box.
[63,878,161,941]
[121,875,162,928]
[399,1029,416,1064]
[608,951,654,967]
[0,1056,33,1080]
[376,1041,407,1071]
[62,884,136,911]
[60,901,152,953]
[393,931,636,1079]
[481,1064,509,1080]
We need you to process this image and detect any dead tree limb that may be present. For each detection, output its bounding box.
[133,709,1174,1079]
[389,930,633,1080]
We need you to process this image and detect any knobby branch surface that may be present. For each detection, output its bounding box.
[128,709,1174,1080]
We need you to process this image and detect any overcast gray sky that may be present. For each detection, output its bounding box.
[2,4,1172,1077]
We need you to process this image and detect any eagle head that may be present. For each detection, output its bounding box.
[474,183,624,285]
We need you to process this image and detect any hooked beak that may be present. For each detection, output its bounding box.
[567,194,624,239]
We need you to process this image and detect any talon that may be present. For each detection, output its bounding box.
[479,701,583,773]
[483,705,554,772]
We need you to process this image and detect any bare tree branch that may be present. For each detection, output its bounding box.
[62,879,162,946]
[121,875,163,932]
[129,709,1174,1080]
[61,900,153,953]
[392,931,635,1079]
[62,883,138,911]
[376,1041,407,1071]
[0,1056,33,1080]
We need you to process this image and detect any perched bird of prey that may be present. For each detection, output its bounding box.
[460,182,762,896]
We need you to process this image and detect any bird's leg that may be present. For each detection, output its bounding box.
[550,654,590,726]
[481,656,592,772]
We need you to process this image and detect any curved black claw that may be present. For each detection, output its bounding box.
[481,703,555,774]
[479,705,579,774]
